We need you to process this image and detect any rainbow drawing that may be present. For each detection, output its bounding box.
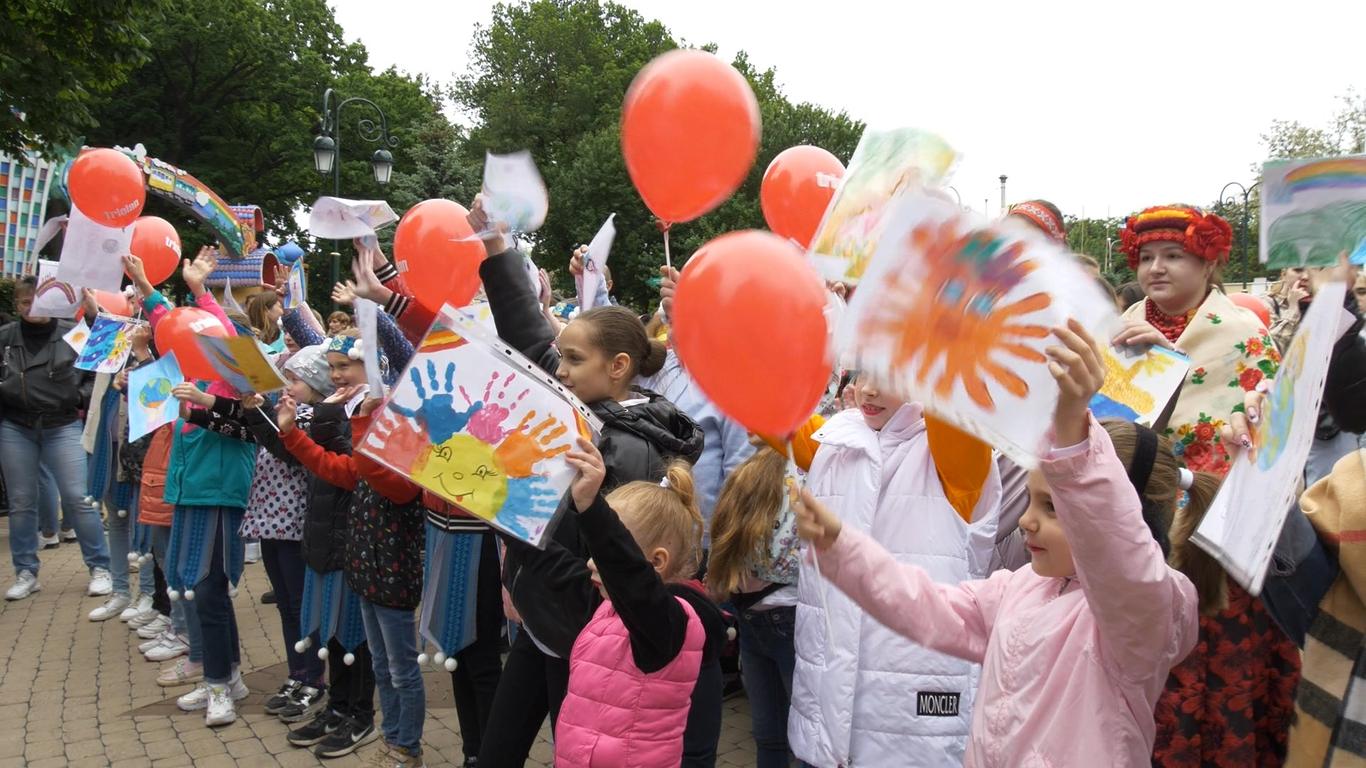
[1271,156,1366,203]
[109,146,248,257]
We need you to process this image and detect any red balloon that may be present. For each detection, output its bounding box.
[155,307,229,381]
[392,200,484,310]
[673,231,829,435]
[761,146,844,249]
[1228,292,1271,329]
[621,50,761,224]
[129,216,182,285]
[92,290,132,318]
[67,148,146,228]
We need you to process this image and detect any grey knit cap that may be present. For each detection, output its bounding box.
[283,344,334,397]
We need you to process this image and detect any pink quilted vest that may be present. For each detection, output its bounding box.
[555,595,706,768]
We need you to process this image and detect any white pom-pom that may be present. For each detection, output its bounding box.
[138,554,151,566]
[168,589,180,602]
[444,657,457,672]
[117,508,128,518]
[343,652,355,666]
[126,552,139,564]
[416,653,430,666]
[433,652,446,666]
[318,647,330,661]
[228,587,238,599]
[726,627,737,642]
[82,495,95,505]
[183,589,195,601]
[294,640,308,653]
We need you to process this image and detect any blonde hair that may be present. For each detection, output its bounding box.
[1101,420,1227,615]
[706,448,787,600]
[605,462,704,582]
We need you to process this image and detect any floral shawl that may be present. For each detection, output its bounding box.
[1124,289,1280,477]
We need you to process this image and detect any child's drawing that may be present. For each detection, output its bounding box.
[62,319,92,355]
[837,193,1118,468]
[128,352,183,441]
[196,335,286,393]
[31,260,81,319]
[809,128,957,284]
[1262,155,1366,267]
[482,151,548,234]
[75,315,138,374]
[1090,346,1191,425]
[281,261,306,310]
[358,307,600,546]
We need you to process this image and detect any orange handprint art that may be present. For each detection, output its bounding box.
[862,219,1051,411]
[495,411,572,477]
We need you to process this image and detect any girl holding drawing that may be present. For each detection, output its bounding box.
[792,319,1200,766]
[464,198,705,767]
[1112,204,1299,767]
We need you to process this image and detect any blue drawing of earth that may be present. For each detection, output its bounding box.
[138,378,173,409]
[1089,394,1139,422]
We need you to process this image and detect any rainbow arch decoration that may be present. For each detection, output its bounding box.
[1262,154,1366,267]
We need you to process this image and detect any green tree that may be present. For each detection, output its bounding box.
[455,0,864,308]
[0,0,164,157]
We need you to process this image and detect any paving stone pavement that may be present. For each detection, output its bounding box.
[0,530,759,767]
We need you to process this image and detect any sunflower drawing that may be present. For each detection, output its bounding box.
[862,219,1052,411]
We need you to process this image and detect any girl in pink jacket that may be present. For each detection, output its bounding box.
[795,320,1201,767]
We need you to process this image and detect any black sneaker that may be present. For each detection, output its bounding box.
[287,709,340,748]
[314,716,378,759]
[261,590,277,604]
[278,685,326,723]
[264,680,301,715]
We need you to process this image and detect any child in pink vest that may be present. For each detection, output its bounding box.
[556,441,726,768]
[795,320,1202,767]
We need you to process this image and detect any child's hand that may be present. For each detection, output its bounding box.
[277,394,298,434]
[332,280,357,307]
[325,383,364,405]
[171,382,214,408]
[794,486,842,551]
[357,396,384,417]
[1220,388,1268,463]
[123,253,154,297]
[271,264,289,296]
[569,245,587,277]
[350,254,393,304]
[659,265,679,317]
[241,393,265,410]
[538,268,554,309]
[1047,318,1105,447]
[113,369,129,392]
[565,436,606,512]
[182,246,218,296]
[467,194,512,258]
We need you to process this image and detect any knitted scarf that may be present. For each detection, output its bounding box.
[418,523,484,659]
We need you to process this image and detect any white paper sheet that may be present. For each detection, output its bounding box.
[577,214,617,312]
[354,297,386,396]
[482,151,548,233]
[57,208,133,292]
[308,197,399,240]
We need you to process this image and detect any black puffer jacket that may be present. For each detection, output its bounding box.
[481,248,705,657]
[0,319,94,429]
[246,401,354,573]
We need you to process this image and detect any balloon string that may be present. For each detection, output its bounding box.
[663,225,672,271]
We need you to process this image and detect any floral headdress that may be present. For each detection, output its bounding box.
[1119,205,1233,269]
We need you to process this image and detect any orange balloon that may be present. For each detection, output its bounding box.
[761,146,844,249]
[68,148,146,228]
[154,307,229,381]
[1228,292,1271,329]
[92,290,132,318]
[392,199,484,310]
[621,50,761,224]
[129,216,182,285]
[673,230,829,435]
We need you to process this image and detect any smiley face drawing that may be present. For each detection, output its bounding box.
[415,434,509,520]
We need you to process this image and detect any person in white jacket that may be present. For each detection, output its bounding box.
[786,374,1003,767]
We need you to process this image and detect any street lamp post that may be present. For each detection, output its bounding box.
[313,87,398,304]
[1217,180,1261,290]
[1105,237,1117,275]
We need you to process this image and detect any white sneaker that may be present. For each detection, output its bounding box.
[128,607,161,629]
[61,528,77,542]
[121,594,153,622]
[138,632,171,654]
[244,541,261,564]
[137,615,173,639]
[205,684,237,726]
[5,571,40,601]
[38,533,60,549]
[88,568,113,596]
[144,635,189,662]
[177,682,212,711]
[88,594,131,621]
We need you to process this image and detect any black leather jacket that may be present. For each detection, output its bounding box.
[0,319,94,429]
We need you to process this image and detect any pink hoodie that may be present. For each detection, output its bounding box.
[814,417,1198,767]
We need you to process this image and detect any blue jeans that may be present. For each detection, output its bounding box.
[0,420,110,576]
[153,525,200,662]
[104,492,135,596]
[359,600,425,753]
[138,525,155,598]
[737,605,798,768]
[261,539,324,686]
[37,465,59,535]
[193,510,241,684]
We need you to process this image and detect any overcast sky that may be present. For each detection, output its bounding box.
[330,0,1364,221]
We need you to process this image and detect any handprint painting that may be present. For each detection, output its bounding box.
[836,193,1119,468]
[358,307,600,547]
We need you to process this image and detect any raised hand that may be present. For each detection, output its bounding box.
[1047,319,1106,447]
[350,253,393,304]
[564,436,606,512]
[123,253,153,297]
[538,268,554,309]
[496,411,571,477]
[332,280,358,307]
[660,265,680,317]
[794,486,842,551]
[467,193,512,258]
[569,245,587,277]
[389,360,483,443]
[271,264,290,297]
[182,246,219,296]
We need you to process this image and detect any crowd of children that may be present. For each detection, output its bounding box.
[3,194,1366,768]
